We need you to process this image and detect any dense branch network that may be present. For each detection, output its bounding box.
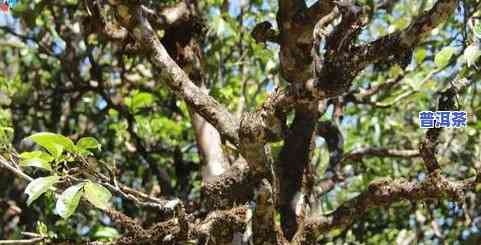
[1,0,479,244]
[97,0,475,243]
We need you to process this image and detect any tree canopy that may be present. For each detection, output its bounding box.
[0,0,481,244]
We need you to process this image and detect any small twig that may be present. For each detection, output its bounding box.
[74,156,176,211]
[0,155,33,182]
[342,147,420,162]
[20,232,43,238]
[0,237,45,244]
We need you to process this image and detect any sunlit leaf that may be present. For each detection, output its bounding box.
[24,176,60,206]
[77,137,101,155]
[415,48,427,64]
[434,47,455,69]
[19,151,53,171]
[28,132,76,158]
[127,92,154,112]
[55,183,84,218]
[92,227,120,239]
[83,181,111,210]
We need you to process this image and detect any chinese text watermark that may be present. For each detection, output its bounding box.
[419,111,467,128]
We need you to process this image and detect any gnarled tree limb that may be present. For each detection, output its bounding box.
[299,171,479,244]
[111,2,240,146]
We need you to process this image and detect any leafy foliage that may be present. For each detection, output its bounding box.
[28,133,76,158]
[19,150,54,171]
[19,132,111,221]
[0,0,480,243]
[83,181,111,210]
[55,183,84,219]
[24,176,60,206]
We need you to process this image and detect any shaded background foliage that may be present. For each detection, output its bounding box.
[0,0,480,243]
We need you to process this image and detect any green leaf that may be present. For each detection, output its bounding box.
[415,48,427,64]
[392,17,409,30]
[19,151,54,171]
[434,47,455,69]
[28,132,76,158]
[129,92,154,112]
[55,183,84,218]
[92,227,120,239]
[464,44,481,67]
[36,221,48,236]
[24,176,60,206]
[77,137,101,154]
[83,181,111,210]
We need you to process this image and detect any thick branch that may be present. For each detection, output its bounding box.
[239,112,273,175]
[112,2,240,146]
[252,179,285,245]
[142,2,191,29]
[352,0,458,72]
[303,1,336,26]
[194,206,248,244]
[190,107,229,181]
[160,3,230,184]
[316,121,344,195]
[276,0,324,82]
[301,171,478,243]
[201,158,257,210]
[419,86,458,172]
[277,103,320,240]
[318,121,344,175]
[289,0,459,99]
[278,0,306,24]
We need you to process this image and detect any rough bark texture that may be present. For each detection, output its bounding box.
[113,2,240,146]
[301,171,473,243]
[277,103,319,240]
[252,179,286,245]
[86,0,472,243]
[159,1,230,184]
[201,159,256,210]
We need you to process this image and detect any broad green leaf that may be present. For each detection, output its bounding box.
[24,176,60,206]
[129,92,154,112]
[77,137,101,153]
[19,151,53,171]
[55,183,84,218]
[92,227,120,239]
[28,132,76,158]
[464,44,481,67]
[434,47,455,69]
[83,181,111,210]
